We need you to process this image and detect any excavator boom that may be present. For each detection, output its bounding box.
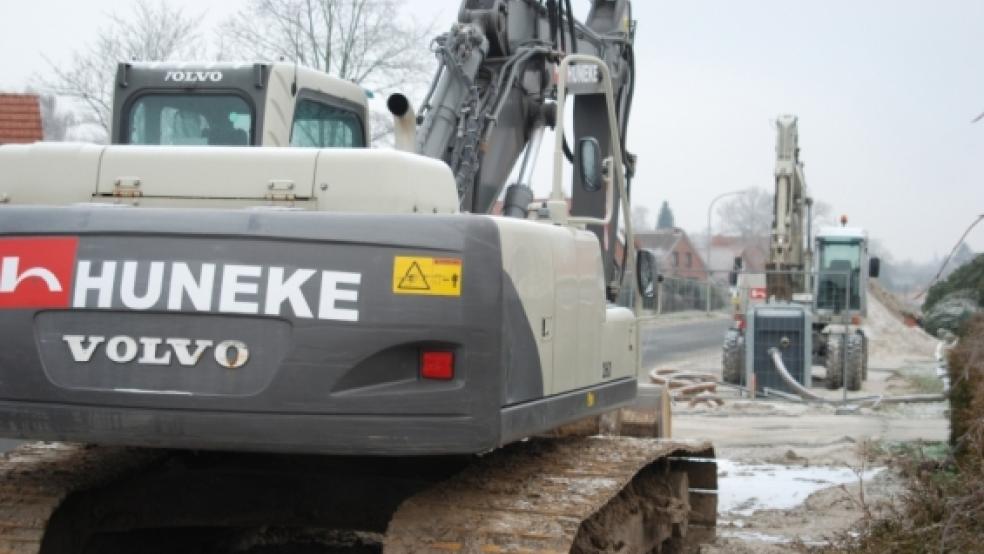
[766,115,814,299]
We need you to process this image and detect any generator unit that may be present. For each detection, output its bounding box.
[745,304,813,393]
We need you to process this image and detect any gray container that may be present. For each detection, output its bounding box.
[745,304,812,393]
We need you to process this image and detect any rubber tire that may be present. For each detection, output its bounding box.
[861,334,869,382]
[824,335,843,390]
[845,334,864,392]
[722,330,745,385]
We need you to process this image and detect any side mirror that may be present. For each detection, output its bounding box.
[637,250,657,299]
[728,271,738,287]
[733,256,743,271]
[576,137,603,192]
[869,257,881,279]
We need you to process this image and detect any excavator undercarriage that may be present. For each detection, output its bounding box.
[1,437,715,554]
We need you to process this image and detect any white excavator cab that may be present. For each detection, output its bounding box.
[814,226,880,321]
[111,62,370,148]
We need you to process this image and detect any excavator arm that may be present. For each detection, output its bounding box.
[410,0,637,289]
[767,115,814,299]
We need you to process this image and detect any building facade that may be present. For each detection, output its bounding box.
[635,227,708,280]
[0,94,43,145]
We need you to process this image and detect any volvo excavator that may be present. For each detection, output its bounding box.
[0,1,716,552]
[722,116,880,392]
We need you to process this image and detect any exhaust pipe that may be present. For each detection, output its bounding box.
[387,93,416,153]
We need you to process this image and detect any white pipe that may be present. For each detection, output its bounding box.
[767,348,825,401]
[387,93,417,153]
[767,348,946,405]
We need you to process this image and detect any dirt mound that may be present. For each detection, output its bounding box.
[869,280,921,319]
[865,287,937,365]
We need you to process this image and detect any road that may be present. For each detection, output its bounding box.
[641,315,732,369]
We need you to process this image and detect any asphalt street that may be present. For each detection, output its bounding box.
[641,316,733,369]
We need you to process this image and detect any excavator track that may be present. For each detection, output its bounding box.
[0,437,715,554]
[0,443,163,554]
[386,436,716,553]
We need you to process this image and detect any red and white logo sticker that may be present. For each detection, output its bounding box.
[750,287,768,300]
[0,236,363,321]
[0,237,78,309]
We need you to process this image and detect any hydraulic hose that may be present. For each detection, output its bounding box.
[767,347,945,406]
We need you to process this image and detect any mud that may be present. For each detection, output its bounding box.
[677,394,945,552]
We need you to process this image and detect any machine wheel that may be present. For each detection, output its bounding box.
[861,334,869,381]
[845,334,864,392]
[824,335,843,390]
[722,330,745,385]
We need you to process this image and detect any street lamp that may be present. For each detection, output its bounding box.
[705,189,750,314]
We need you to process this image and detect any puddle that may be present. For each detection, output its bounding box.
[717,459,883,516]
[718,529,828,547]
[718,530,791,544]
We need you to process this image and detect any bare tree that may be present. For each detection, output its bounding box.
[810,198,837,238]
[631,205,652,231]
[716,188,773,240]
[867,237,894,264]
[221,0,435,143]
[38,0,201,141]
[36,94,77,141]
[812,199,833,224]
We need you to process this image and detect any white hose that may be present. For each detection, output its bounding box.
[766,347,945,406]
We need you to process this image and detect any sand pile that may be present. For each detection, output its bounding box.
[866,287,937,364]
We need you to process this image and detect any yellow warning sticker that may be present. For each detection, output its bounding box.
[392,256,463,296]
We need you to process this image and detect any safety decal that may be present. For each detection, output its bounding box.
[392,256,462,297]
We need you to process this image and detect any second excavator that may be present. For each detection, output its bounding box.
[723,116,880,393]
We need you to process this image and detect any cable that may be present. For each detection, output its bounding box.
[564,0,578,53]
[548,0,559,49]
[914,213,984,299]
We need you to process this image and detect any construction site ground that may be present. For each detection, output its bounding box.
[644,290,948,552]
[0,290,945,552]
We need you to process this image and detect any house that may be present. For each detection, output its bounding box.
[0,94,43,145]
[699,235,770,282]
[635,227,707,280]
[491,202,710,282]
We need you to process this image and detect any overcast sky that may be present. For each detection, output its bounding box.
[1,0,982,263]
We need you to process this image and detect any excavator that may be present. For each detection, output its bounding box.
[722,115,879,392]
[0,1,716,552]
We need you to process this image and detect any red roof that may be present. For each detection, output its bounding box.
[0,94,43,144]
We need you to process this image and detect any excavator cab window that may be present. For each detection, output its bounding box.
[290,99,365,148]
[816,240,862,312]
[127,94,253,146]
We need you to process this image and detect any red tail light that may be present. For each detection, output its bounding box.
[421,350,455,380]
[735,314,746,331]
